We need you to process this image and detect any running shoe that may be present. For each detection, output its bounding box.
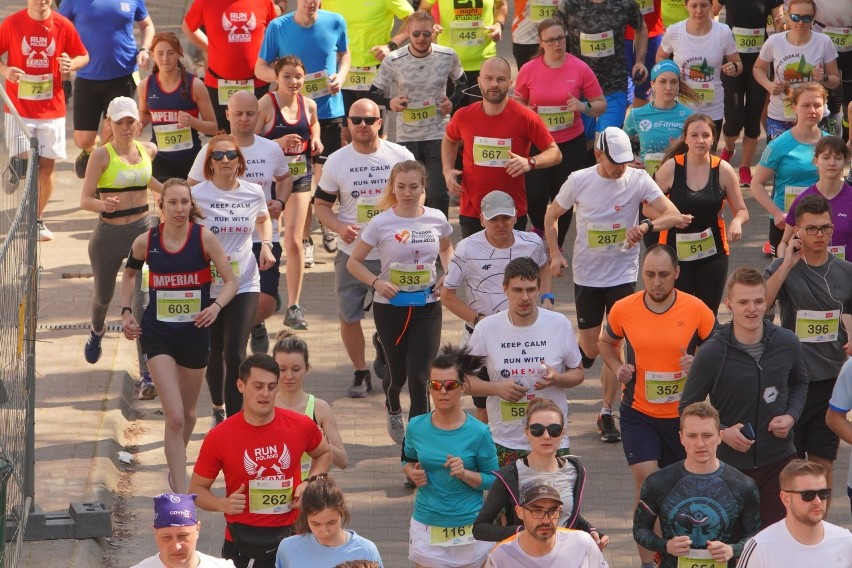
[284,305,308,330]
[387,408,405,445]
[37,220,54,242]
[250,322,270,354]
[372,332,387,381]
[210,407,226,429]
[597,413,621,443]
[75,149,90,179]
[139,373,157,400]
[762,240,773,257]
[738,166,752,186]
[347,369,372,398]
[320,223,338,253]
[84,329,103,364]
[303,237,315,268]
[719,147,735,163]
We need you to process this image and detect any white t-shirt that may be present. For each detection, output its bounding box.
[758,31,839,121]
[193,179,269,295]
[738,519,852,567]
[484,528,609,568]
[317,140,415,258]
[468,308,582,450]
[660,20,737,121]
[131,550,236,567]
[444,230,548,316]
[555,165,664,288]
[188,136,289,242]
[828,358,852,490]
[358,206,452,305]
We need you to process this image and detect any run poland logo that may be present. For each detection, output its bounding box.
[21,36,55,69]
[222,12,256,43]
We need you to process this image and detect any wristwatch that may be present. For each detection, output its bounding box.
[121,307,132,315]
[640,218,654,233]
[527,156,537,169]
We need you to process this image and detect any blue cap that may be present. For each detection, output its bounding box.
[153,493,198,528]
[651,60,681,81]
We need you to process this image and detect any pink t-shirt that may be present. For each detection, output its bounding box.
[515,55,603,143]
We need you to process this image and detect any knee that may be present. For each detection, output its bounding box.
[164,410,187,433]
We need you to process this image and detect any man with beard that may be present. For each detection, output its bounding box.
[736,459,852,567]
[484,480,608,567]
[442,56,561,237]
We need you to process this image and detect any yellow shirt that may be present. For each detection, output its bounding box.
[323,0,414,68]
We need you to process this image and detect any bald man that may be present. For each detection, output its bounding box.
[314,98,415,398]
[441,57,561,238]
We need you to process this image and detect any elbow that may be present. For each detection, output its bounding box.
[335,451,349,471]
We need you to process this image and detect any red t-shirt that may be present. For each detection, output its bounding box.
[0,10,86,119]
[626,0,664,40]
[183,0,276,89]
[194,407,323,536]
[445,98,554,219]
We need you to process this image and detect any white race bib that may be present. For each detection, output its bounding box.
[302,70,330,99]
[156,290,201,323]
[429,524,475,547]
[795,309,840,343]
[248,477,293,514]
[450,20,485,46]
[732,27,765,53]
[153,123,193,152]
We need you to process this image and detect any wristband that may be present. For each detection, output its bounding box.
[274,198,285,209]
[138,47,150,54]
[371,277,380,289]
[388,41,399,51]
[496,21,505,30]
[540,293,555,304]
[262,241,273,249]
[121,307,132,315]
[213,301,223,310]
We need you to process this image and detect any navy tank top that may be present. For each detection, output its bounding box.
[262,92,313,181]
[146,72,202,163]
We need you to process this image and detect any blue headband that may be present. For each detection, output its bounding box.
[651,60,680,81]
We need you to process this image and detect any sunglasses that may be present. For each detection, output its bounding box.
[428,379,463,392]
[411,30,433,38]
[788,13,814,23]
[783,488,831,502]
[211,150,239,161]
[528,423,564,437]
[349,116,379,126]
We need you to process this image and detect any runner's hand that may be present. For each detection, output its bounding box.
[122,315,141,340]
[328,73,342,94]
[369,44,391,62]
[337,224,361,245]
[222,484,246,515]
[58,52,73,74]
[721,423,754,453]
[666,535,692,557]
[617,364,635,385]
[707,540,734,562]
[438,96,452,115]
[549,254,569,278]
[444,169,462,195]
[2,66,24,82]
[373,279,399,299]
[407,462,427,487]
[494,380,528,402]
[534,364,554,390]
[195,304,220,328]
[390,95,409,112]
[444,455,467,479]
[505,152,531,177]
[259,246,276,270]
[768,414,794,438]
[679,346,693,375]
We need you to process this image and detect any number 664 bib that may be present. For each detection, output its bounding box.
[795,309,839,343]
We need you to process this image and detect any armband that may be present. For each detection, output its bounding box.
[126,253,145,270]
[314,187,338,204]
[540,293,555,304]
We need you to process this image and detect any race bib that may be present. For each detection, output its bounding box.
[783,98,796,120]
[828,245,846,260]
[450,20,485,47]
[783,186,806,212]
[822,26,851,52]
[675,228,717,261]
[210,258,239,285]
[389,262,431,292]
[530,0,559,22]
[500,399,532,422]
[795,309,840,343]
[472,136,511,167]
[537,105,574,132]
[733,27,765,53]
[302,70,330,99]
[677,549,724,568]
[636,0,654,15]
[645,371,686,404]
[356,195,381,224]
[344,66,377,91]
[402,100,438,125]
[687,81,716,104]
[644,152,664,177]
[217,79,252,105]
[288,154,307,179]
[429,525,475,547]
[156,290,201,323]
[153,123,193,152]
[248,478,293,514]
[580,31,615,58]
[587,222,626,251]
[18,74,53,101]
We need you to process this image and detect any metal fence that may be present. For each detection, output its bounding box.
[0,82,40,568]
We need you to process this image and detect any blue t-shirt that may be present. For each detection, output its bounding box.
[758,128,829,212]
[59,0,147,81]
[403,413,498,527]
[258,10,347,120]
[275,530,383,568]
[624,102,694,162]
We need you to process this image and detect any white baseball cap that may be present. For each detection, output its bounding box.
[106,96,139,121]
[596,127,633,165]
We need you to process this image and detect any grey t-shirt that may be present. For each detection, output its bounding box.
[765,256,852,381]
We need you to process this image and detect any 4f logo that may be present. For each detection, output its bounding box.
[454,0,484,7]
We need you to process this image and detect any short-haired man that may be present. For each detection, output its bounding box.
[189,354,332,568]
[634,402,761,568]
[600,244,716,567]
[484,480,609,567]
[131,493,235,567]
[467,257,584,466]
[442,56,561,238]
[764,194,852,492]
[545,126,685,445]
[680,267,809,527]
[827,359,852,516]
[736,459,852,567]
[314,98,414,398]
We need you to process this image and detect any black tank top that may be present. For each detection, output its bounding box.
[261,92,312,181]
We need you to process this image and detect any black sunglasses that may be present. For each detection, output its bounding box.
[211,150,240,161]
[783,488,831,502]
[788,13,814,23]
[349,116,379,126]
[528,423,564,437]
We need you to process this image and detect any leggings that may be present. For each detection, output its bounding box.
[722,53,766,140]
[674,253,728,316]
[526,134,586,248]
[373,300,442,420]
[206,291,259,414]
[88,216,151,374]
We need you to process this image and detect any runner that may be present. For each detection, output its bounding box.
[510,0,561,68]
[826,359,852,515]
[120,179,237,494]
[347,160,453,443]
[812,0,852,139]
[625,0,664,109]
[545,126,685,445]
[0,0,88,241]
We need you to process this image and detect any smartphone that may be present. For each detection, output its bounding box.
[633,69,646,84]
[740,423,756,441]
